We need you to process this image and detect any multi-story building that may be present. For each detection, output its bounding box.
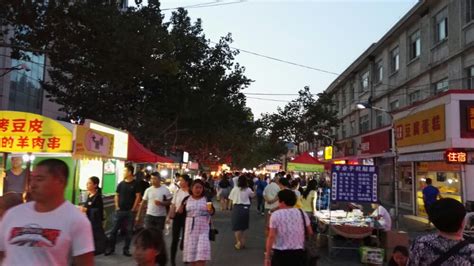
[325,0,474,218]
[0,39,64,119]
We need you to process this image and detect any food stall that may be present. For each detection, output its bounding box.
[83,119,129,231]
[0,111,74,200]
[316,164,383,261]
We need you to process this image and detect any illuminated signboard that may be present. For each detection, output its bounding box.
[445,150,468,164]
[0,111,72,153]
[324,146,333,160]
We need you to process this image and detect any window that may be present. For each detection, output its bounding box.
[375,61,383,83]
[391,47,400,73]
[359,115,369,134]
[341,88,346,106]
[390,100,400,111]
[468,66,474,89]
[361,71,369,91]
[341,124,347,139]
[350,120,357,136]
[376,112,383,128]
[409,30,421,60]
[349,86,355,102]
[434,79,449,94]
[467,0,474,23]
[435,11,448,43]
[409,90,421,104]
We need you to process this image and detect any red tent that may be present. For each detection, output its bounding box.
[290,152,324,164]
[127,134,174,163]
[288,152,330,172]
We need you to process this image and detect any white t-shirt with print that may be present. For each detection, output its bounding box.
[171,189,190,209]
[269,208,310,250]
[263,182,280,210]
[229,187,255,205]
[0,201,94,266]
[143,186,172,217]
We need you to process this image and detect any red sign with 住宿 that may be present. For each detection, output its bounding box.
[445,150,468,164]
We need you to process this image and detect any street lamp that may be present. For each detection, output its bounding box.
[313,131,335,146]
[357,101,400,228]
[0,63,31,78]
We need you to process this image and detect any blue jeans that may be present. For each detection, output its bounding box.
[108,210,134,252]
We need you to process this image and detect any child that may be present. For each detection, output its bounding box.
[388,245,408,266]
[133,228,167,266]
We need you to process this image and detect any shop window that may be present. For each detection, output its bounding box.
[415,162,462,217]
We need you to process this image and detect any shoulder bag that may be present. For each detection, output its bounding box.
[430,239,470,266]
[299,209,318,259]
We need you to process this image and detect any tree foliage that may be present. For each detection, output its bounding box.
[1,0,262,165]
[258,86,340,151]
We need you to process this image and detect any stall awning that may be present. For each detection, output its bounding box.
[127,134,174,163]
[287,152,327,172]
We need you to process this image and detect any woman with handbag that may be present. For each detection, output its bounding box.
[182,179,215,266]
[81,176,106,255]
[265,189,314,266]
[168,174,192,266]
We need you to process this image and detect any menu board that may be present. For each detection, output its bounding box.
[331,164,378,203]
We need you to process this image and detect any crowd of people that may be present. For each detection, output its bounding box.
[0,159,473,266]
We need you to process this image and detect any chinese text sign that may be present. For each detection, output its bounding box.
[331,164,378,203]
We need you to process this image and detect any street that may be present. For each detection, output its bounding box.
[95,201,364,266]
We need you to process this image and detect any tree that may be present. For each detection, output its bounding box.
[259,86,340,152]
[2,1,256,165]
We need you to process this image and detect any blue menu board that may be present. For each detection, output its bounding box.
[331,164,378,203]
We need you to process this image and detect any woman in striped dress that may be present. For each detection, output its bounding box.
[182,179,214,266]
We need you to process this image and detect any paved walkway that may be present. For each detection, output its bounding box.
[95,203,432,265]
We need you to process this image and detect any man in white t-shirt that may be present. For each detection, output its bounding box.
[137,172,172,231]
[0,159,94,266]
[263,177,281,211]
[370,202,392,231]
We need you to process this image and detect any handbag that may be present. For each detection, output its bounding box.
[299,209,318,258]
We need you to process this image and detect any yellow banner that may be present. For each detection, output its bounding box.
[74,125,114,159]
[394,105,445,147]
[0,111,72,153]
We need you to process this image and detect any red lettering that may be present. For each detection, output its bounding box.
[1,137,14,148]
[47,137,61,150]
[413,121,420,136]
[422,119,430,134]
[11,119,26,132]
[396,125,404,140]
[16,136,29,149]
[32,137,46,149]
[29,119,43,133]
[0,119,9,132]
[405,123,411,138]
[432,115,441,131]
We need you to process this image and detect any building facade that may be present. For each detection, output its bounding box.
[325,0,474,216]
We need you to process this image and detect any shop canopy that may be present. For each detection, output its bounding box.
[287,152,326,172]
[127,134,174,163]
